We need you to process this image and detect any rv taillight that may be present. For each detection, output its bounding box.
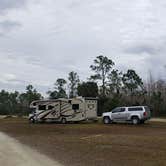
[143,112,147,116]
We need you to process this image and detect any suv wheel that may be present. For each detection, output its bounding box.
[140,120,145,124]
[103,117,111,124]
[61,118,67,124]
[132,117,140,125]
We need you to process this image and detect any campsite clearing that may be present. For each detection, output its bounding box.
[0,118,166,166]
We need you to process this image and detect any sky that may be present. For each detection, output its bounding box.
[0,0,166,95]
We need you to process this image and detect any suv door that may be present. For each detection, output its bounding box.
[117,107,127,120]
[111,108,120,120]
[111,107,126,120]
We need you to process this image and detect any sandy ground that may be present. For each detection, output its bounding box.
[0,132,62,166]
[0,118,166,166]
[150,118,166,122]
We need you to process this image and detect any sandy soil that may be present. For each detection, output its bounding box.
[0,132,62,166]
[150,118,166,122]
[0,118,166,166]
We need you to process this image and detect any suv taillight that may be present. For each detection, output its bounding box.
[143,112,147,116]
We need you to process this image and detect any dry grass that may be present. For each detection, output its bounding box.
[0,118,166,166]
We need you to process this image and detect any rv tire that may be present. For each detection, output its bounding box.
[93,119,98,123]
[29,118,35,124]
[61,118,67,124]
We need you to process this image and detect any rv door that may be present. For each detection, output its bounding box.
[85,100,97,119]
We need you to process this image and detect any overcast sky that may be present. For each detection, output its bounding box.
[0,0,166,95]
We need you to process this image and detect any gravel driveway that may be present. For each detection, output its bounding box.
[0,132,62,166]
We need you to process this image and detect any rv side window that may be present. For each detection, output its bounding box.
[48,105,54,110]
[38,105,46,110]
[72,104,79,110]
[33,103,36,106]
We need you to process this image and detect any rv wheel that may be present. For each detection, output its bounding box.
[29,118,35,124]
[61,118,67,124]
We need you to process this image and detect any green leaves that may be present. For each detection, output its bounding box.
[90,55,115,96]
[77,82,98,97]
[19,85,42,106]
[48,78,67,99]
[0,85,42,115]
[90,55,115,74]
[107,69,122,94]
[122,69,144,94]
[68,71,80,98]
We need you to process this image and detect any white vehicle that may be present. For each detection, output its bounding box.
[102,106,151,125]
[29,97,98,123]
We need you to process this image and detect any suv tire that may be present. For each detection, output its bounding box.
[103,117,111,124]
[132,117,140,125]
[140,120,145,124]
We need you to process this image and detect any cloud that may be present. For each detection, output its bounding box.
[124,44,159,55]
[0,0,166,94]
[0,73,16,83]
[0,0,27,35]
[0,20,21,36]
[0,0,27,14]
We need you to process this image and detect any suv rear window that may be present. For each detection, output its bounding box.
[128,107,143,111]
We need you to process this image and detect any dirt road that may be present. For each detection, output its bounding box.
[0,132,62,166]
[0,118,166,166]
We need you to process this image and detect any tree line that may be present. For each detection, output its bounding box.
[0,55,166,117]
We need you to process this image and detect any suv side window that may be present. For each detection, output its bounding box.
[120,108,126,112]
[112,108,120,113]
[112,107,125,113]
[128,107,143,111]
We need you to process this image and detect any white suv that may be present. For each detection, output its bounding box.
[102,106,151,125]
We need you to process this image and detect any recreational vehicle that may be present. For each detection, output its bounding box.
[29,97,98,123]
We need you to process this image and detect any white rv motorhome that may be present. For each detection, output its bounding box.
[29,97,98,123]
